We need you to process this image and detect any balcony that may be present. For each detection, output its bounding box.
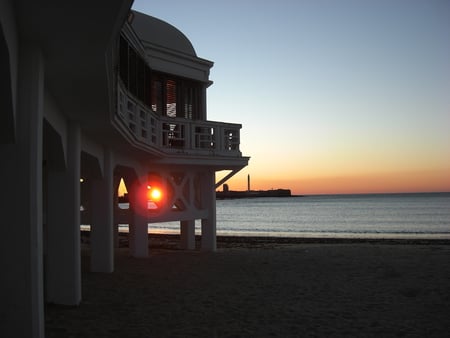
[116,83,242,157]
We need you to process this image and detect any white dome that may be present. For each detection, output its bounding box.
[131,11,197,56]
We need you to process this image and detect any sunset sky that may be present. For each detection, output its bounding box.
[132,0,450,195]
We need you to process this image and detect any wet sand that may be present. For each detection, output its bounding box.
[45,235,450,337]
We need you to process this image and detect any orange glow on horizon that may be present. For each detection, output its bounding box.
[218,169,450,195]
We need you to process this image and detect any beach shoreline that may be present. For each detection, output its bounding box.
[81,230,450,250]
[46,233,450,337]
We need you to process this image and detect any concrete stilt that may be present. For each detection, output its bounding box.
[0,45,45,338]
[90,149,114,272]
[129,182,149,257]
[180,220,196,249]
[201,171,217,251]
[46,122,82,305]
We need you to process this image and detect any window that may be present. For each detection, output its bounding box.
[119,36,129,87]
[183,87,194,119]
[137,57,146,102]
[151,76,163,114]
[128,47,137,94]
[150,73,202,119]
[119,35,202,120]
[181,84,200,119]
[119,36,151,107]
[166,79,177,117]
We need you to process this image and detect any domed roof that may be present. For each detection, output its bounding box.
[131,11,197,57]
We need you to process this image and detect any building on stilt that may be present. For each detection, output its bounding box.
[0,2,248,337]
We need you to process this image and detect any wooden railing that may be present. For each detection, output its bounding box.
[117,83,242,156]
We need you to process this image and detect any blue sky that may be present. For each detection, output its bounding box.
[132,0,450,194]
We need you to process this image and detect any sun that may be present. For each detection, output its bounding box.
[147,186,162,202]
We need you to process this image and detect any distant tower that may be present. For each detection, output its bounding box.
[247,174,250,192]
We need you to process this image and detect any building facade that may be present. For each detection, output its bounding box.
[0,1,248,337]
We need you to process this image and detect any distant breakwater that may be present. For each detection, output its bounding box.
[216,189,293,199]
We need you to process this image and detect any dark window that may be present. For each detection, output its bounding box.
[181,83,201,119]
[144,67,151,106]
[128,47,137,94]
[119,35,202,120]
[166,79,177,117]
[119,36,129,87]
[137,57,146,101]
[119,35,151,106]
[151,75,163,114]
[150,73,202,119]
[183,87,194,119]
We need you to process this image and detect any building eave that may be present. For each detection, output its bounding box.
[14,0,133,127]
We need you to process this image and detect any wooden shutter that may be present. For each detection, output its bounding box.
[166,79,177,117]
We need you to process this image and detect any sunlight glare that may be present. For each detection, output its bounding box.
[147,186,162,202]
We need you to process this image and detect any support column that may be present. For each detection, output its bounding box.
[180,220,195,250]
[201,171,217,251]
[90,149,114,272]
[46,122,81,305]
[0,44,45,338]
[129,181,148,257]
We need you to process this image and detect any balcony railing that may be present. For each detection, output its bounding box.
[117,83,242,156]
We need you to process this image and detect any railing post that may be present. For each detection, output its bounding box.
[236,128,241,153]
[156,118,162,148]
[190,123,196,150]
[216,125,223,154]
[184,120,191,150]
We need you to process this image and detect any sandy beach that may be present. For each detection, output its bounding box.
[45,235,450,337]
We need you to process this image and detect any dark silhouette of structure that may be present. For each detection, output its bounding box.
[0,2,248,337]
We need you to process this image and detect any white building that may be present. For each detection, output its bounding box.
[0,1,248,337]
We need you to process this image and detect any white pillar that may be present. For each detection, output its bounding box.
[129,182,148,257]
[46,122,81,305]
[201,171,217,251]
[180,220,195,250]
[90,149,114,272]
[0,45,45,338]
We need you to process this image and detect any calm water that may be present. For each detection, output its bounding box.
[146,192,450,239]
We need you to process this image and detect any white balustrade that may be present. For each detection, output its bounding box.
[117,83,242,156]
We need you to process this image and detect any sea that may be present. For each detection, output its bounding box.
[141,192,450,239]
